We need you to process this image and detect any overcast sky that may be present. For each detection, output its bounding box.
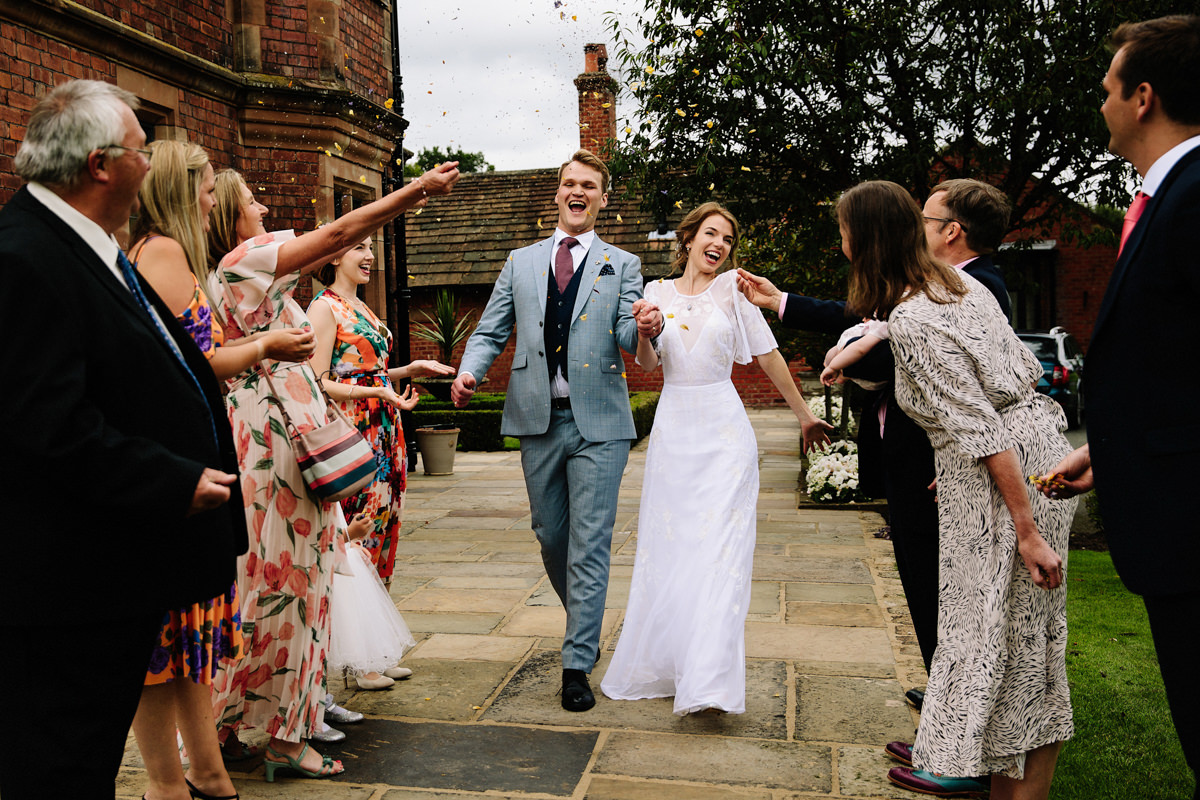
[397,0,650,171]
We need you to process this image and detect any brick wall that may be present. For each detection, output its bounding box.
[72,0,233,67]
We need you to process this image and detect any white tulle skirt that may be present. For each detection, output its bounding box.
[328,545,416,675]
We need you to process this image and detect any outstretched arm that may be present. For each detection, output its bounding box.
[756,349,832,453]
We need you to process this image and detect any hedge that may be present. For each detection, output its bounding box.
[411,392,661,451]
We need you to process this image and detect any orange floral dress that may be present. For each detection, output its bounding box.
[308,288,405,580]
[131,246,243,687]
[208,232,338,742]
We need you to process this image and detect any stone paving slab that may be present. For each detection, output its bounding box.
[796,675,916,745]
[585,776,775,799]
[786,583,879,604]
[752,556,874,583]
[401,611,504,635]
[341,659,513,721]
[320,718,599,795]
[412,633,535,661]
[745,622,893,664]
[500,605,620,639]
[785,601,885,627]
[399,587,529,613]
[593,732,832,793]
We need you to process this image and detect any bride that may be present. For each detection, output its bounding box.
[601,202,830,715]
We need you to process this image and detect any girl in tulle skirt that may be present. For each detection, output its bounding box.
[329,510,417,684]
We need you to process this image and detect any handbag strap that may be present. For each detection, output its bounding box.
[214,263,342,435]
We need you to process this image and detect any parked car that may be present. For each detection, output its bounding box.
[1016,327,1085,429]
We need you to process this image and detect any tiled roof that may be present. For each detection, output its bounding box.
[406,168,687,287]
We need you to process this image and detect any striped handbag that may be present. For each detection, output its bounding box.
[285,395,376,502]
[217,267,376,502]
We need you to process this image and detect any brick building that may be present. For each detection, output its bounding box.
[1,0,407,315]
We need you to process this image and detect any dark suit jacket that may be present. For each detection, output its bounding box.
[962,255,1011,319]
[0,186,247,624]
[1086,145,1200,596]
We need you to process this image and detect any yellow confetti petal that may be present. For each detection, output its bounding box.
[556,346,562,352]
[692,68,700,76]
[706,120,714,129]
[580,314,587,320]
[645,66,655,74]
[785,143,792,149]
[695,28,704,35]
[602,102,611,108]
[359,175,367,183]
[666,312,674,318]
[414,207,423,215]
[311,198,317,204]
[621,372,627,378]
[537,218,543,229]
[384,98,394,109]
[605,254,611,261]
[748,128,756,134]
[616,214,623,223]
[674,200,682,208]
[680,324,689,330]
[334,142,342,150]
[323,149,331,157]
[583,363,589,367]
[708,182,715,190]
[676,108,686,117]
[741,166,751,172]
[624,126,632,134]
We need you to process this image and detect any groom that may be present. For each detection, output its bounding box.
[452,150,660,711]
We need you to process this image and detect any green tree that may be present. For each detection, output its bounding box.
[404,146,494,177]
[606,0,1176,359]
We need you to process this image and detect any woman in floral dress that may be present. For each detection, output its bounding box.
[129,140,315,800]
[307,235,452,689]
[206,163,459,780]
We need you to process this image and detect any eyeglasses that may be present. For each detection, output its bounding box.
[100,144,153,160]
[923,215,968,231]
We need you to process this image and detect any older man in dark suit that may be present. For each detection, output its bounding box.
[1043,16,1200,799]
[0,81,245,799]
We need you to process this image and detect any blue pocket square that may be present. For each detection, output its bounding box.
[598,265,616,276]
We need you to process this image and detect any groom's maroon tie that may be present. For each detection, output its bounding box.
[1119,191,1149,255]
[556,237,579,293]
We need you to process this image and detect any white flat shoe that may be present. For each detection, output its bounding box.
[383,666,413,680]
[355,674,395,690]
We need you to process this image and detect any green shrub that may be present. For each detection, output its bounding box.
[411,392,661,451]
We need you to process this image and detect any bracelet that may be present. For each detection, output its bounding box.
[415,177,428,199]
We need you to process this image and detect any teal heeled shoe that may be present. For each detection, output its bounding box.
[263,742,343,782]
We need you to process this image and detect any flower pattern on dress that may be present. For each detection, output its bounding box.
[309,288,406,579]
[208,232,338,742]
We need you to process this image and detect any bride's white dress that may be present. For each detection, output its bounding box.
[601,271,777,714]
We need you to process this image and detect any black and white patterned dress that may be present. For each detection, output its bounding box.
[889,273,1075,780]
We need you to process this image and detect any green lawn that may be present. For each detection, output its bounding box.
[1053,550,1193,799]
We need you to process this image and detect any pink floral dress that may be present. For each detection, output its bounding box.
[208,232,337,742]
[308,288,406,580]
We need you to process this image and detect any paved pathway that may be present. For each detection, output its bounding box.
[119,410,927,799]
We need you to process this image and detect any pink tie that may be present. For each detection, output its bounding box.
[555,237,578,293]
[1119,191,1149,255]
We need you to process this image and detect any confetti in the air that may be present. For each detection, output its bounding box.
[384,98,394,109]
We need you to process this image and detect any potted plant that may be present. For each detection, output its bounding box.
[411,288,475,400]
[410,289,475,473]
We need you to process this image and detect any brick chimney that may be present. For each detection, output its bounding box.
[574,43,618,155]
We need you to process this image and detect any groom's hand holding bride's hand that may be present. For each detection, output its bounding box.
[632,299,663,338]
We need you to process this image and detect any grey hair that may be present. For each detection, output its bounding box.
[13,80,140,190]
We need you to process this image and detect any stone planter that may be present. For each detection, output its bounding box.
[415,426,460,475]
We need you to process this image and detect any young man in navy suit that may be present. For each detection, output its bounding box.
[1043,16,1200,798]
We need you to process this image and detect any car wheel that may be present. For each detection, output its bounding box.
[1071,388,1085,429]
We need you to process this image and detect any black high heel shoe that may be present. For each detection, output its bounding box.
[185,778,239,800]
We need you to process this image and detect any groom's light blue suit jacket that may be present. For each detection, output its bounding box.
[459,234,643,442]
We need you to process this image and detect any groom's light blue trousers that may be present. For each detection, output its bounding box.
[520,407,630,672]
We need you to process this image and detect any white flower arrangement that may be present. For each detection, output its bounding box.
[806,439,867,503]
